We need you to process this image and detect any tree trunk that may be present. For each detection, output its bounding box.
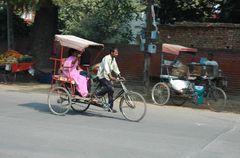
[30,0,58,69]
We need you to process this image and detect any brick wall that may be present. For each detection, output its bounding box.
[106,45,240,95]
[158,22,240,49]
[1,22,240,94]
[94,44,145,82]
[156,22,240,94]
[104,22,240,94]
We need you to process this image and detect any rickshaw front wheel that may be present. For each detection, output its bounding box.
[151,82,170,105]
[119,91,147,122]
[48,86,72,115]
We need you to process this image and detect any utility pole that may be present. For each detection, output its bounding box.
[143,0,154,92]
[7,3,14,50]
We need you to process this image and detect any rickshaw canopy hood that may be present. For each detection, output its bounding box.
[162,43,197,55]
[55,35,104,51]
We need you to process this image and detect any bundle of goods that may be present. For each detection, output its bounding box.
[204,65,219,78]
[188,63,203,76]
[171,61,188,77]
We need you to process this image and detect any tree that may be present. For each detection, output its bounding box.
[155,0,220,24]
[29,0,58,68]
[58,0,144,43]
[219,0,240,23]
[155,0,178,24]
[0,0,36,49]
[0,0,57,68]
[175,0,213,22]
[1,0,144,68]
[0,2,32,49]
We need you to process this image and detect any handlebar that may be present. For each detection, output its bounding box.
[189,75,215,80]
[115,77,126,82]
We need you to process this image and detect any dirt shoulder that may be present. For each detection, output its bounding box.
[0,82,50,93]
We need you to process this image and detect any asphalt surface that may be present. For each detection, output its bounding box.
[0,83,240,158]
[1,82,240,113]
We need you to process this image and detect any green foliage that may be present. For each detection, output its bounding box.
[156,0,215,24]
[0,0,144,43]
[175,0,213,22]
[58,0,144,43]
[155,0,240,23]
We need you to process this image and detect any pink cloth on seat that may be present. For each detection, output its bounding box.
[63,56,89,97]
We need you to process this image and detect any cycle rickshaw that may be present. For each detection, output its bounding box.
[151,43,227,112]
[48,35,146,122]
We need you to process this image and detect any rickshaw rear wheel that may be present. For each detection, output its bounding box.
[71,99,90,112]
[151,82,170,105]
[206,87,227,112]
[48,86,72,115]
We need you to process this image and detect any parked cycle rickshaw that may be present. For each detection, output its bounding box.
[48,35,146,122]
[151,43,227,112]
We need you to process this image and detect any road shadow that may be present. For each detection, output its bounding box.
[18,102,51,114]
[17,102,126,121]
[73,108,126,121]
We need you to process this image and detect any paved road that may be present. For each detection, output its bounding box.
[0,89,239,158]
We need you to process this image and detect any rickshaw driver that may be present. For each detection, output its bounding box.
[94,47,122,113]
[205,53,218,66]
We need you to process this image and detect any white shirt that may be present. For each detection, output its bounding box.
[97,54,120,80]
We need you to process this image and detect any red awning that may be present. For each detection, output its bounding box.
[162,43,197,55]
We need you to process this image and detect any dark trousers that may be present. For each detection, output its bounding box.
[96,78,114,109]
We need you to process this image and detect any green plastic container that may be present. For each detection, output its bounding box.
[194,85,204,105]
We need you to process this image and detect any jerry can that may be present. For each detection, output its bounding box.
[194,85,204,105]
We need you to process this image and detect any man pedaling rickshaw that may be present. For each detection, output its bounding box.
[93,47,123,113]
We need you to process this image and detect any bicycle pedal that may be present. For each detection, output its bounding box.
[102,103,110,110]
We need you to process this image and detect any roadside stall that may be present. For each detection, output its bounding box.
[0,50,33,82]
